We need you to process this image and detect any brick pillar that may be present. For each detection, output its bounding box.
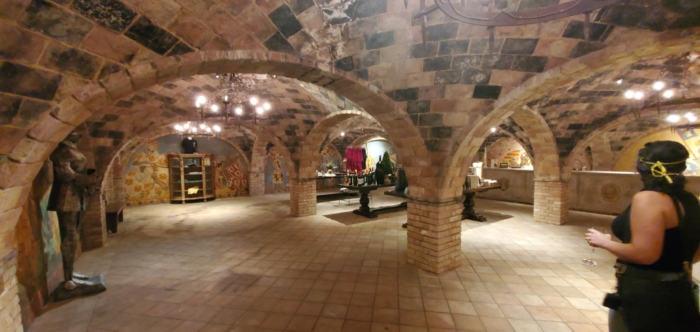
[289,179,316,217]
[81,194,106,250]
[249,172,265,197]
[533,180,569,225]
[406,200,462,274]
[0,250,22,332]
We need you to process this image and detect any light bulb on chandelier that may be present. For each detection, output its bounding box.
[340,132,345,137]
[667,114,681,123]
[196,95,206,107]
[652,81,666,91]
[211,104,219,112]
[250,97,258,106]
[256,107,264,115]
[263,102,271,111]
[624,90,635,99]
[663,90,674,99]
[213,125,221,132]
[235,106,243,115]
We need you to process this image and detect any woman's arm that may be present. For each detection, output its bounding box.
[587,191,668,265]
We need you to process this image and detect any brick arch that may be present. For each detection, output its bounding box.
[564,102,700,177]
[351,134,389,147]
[443,28,700,195]
[300,110,382,179]
[60,51,428,194]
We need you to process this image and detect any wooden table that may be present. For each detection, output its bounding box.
[337,184,405,218]
[463,185,501,222]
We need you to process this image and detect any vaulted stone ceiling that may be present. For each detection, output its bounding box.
[84,72,380,170]
[526,52,700,159]
[1,0,700,193]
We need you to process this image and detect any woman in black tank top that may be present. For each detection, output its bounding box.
[585,141,700,331]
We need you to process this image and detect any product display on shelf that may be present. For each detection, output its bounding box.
[168,154,216,204]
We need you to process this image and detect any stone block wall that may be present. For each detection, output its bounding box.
[289,179,316,217]
[533,180,569,225]
[249,172,265,197]
[81,195,106,250]
[406,200,463,274]
[0,251,21,332]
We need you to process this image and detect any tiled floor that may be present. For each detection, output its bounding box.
[29,194,618,332]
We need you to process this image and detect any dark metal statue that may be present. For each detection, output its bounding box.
[48,131,106,301]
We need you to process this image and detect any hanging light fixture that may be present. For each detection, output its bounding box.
[172,74,274,135]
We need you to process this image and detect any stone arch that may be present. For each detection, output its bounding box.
[57,51,428,195]
[564,102,700,176]
[441,28,700,224]
[351,134,389,147]
[292,110,373,216]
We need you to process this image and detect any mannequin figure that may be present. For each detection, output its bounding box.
[182,136,198,154]
[48,131,106,300]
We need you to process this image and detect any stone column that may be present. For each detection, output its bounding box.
[248,172,265,197]
[81,194,106,250]
[289,179,316,217]
[406,199,463,274]
[533,180,569,225]
[0,250,21,332]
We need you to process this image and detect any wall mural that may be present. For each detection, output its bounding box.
[124,135,249,206]
[15,162,63,329]
[317,145,343,190]
[265,143,289,194]
[363,140,400,169]
[485,137,533,168]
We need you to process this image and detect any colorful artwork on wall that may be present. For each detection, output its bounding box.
[320,145,342,172]
[265,143,289,194]
[124,135,249,206]
[15,162,63,329]
[675,128,700,176]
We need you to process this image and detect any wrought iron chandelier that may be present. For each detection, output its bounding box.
[173,74,273,136]
[410,0,622,53]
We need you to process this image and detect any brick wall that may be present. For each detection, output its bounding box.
[0,250,22,332]
[406,200,463,274]
[249,172,265,197]
[289,179,316,217]
[533,180,569,225]
[81,194,106,250]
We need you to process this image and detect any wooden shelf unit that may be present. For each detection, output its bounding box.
[168,154,216,204]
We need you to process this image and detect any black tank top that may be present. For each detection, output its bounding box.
[611,189,700,273]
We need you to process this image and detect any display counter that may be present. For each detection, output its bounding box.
[476,168,700,215]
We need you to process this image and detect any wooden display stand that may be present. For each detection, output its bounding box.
[167,154,216,204]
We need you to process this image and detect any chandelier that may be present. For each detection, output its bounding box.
[623,52,700,126]
[410,0,621,53]
[173,74,273,136]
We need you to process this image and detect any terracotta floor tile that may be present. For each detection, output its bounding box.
[314,317,344,332]
[373,308,399,324]
[499,305,533,320]
[287,315,319,332]
[399,309,426,327]
[259,313,293,330]
[297,301,325,316]
[425,312,455,329]
[322,304,349,318]
[346,305,373,321]
[342,320,372,332]
[27,197,619,332]
[234,310,267,327]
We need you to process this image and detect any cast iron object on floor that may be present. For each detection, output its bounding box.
[462,185,502,222]
[52,273,106,302]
